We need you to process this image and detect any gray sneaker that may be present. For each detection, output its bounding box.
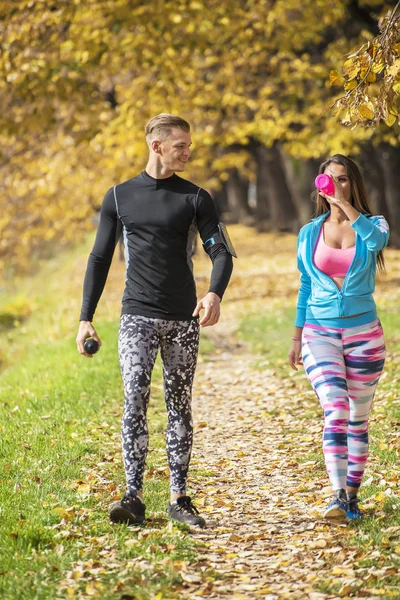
[168,495,206,528]
[323,489,347,523]
[109,493,145,525]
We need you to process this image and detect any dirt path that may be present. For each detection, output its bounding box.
[170,298,389,600]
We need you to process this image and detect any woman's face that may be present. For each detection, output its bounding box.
[324,163,351,203]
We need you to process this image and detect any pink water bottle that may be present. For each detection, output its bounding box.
[315,174,335,195]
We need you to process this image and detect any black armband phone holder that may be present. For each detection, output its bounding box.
[203,223,237,258]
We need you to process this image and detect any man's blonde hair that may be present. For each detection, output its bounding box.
[145,114,190,145]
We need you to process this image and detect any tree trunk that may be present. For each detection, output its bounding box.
[254,142,300,232]
[211,182,229,220]
[254,145,271,229]
[360,142,391,217]
[280,152,316,226]
[225,168,251,224]
[377,144,400,248]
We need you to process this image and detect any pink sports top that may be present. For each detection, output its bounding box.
[314,228,355,278]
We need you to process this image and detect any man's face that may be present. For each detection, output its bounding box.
[156,128,192,172]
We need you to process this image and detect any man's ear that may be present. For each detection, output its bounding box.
[152,140,161,154]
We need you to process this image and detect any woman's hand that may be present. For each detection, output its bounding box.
[320,192,350,210]
[319,173,360,218]
[319,177,349,208]
[288,339,303,371]
[320,186,360,222]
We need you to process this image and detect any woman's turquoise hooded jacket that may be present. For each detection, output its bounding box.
[295,212,390,328]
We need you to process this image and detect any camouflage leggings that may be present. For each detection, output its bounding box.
[118,314,200,494]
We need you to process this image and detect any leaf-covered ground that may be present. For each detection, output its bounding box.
[178,228,400,600]
[1,226,400,599]
[180,346,400,599]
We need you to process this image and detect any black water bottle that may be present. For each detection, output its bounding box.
[84,338,99,355]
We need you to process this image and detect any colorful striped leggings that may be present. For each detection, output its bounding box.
[302,319,386,490]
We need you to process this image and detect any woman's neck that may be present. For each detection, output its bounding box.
[328,205,349,224]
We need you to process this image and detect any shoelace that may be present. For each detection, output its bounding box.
[176,499,200,515]
[122,493,136,502]
[122,494,143,507]
[348,498,359,511]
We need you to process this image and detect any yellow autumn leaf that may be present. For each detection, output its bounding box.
[329,70,345,86]
[375,491,386,502]
[339,583,353,596]
[384,113,397,127]
[358,103,374,120]
[344,80,358,91]
[77,483,91,494]
[343,58,360,80]
[71,569,84,580]
[343,57,356,70]
[372,61,386,73]
[53,507,69,519]
[85,582,102,596]
[387,59,400,77]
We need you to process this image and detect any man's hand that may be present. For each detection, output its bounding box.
[76,321,102,358]
[192,292,221,327]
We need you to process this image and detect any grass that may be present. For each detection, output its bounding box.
[2,226,400,598]
[0,239,213,600]
[236,306,296,366]
[0,322,199,599]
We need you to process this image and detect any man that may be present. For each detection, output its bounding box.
[76,114,235,527]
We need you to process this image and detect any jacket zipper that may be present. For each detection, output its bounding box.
[338,233,358,317]
[311,218,358,318]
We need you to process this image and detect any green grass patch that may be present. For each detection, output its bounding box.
[0,239,212,599]
[0,320,203,599]
[236,306,296,375]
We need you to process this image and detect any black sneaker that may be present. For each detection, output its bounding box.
[109,493,145,525]
[168,495,206,528]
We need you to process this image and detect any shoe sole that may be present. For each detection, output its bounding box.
[323,505,348,523]
[168,514,206,528]
[109,506,145,525]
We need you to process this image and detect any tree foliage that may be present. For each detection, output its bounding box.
[1,0,399,278]
[331,1,400,127]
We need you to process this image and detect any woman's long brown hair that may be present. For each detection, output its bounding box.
[313,154,386,273]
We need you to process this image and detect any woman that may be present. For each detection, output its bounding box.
[288,154,389,523]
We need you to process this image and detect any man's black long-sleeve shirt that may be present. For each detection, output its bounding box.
[80,171,233,322]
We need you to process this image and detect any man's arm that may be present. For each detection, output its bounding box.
[77,187,121,356]
[192,189,234,327]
